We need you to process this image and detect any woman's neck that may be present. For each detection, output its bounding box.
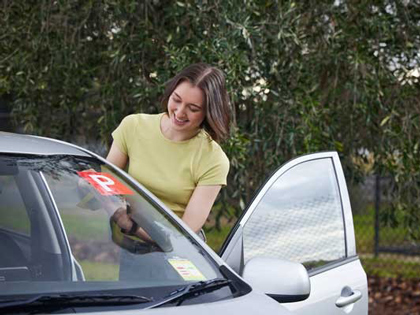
[160,113,200,142]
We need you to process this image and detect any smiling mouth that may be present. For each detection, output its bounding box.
[173,115,189,124]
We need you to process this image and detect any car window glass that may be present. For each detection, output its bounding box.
[0,176,30,235]
[44,170,121,281]
[242,158,346,271]
[38,156,219,284]
[0,155,224,301]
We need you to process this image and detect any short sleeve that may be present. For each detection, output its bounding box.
[111,115,136,155]
[197,149,230,186]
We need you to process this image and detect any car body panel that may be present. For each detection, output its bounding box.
[283,259,368,315]
[221,152,368,314]
[0,132,90,157]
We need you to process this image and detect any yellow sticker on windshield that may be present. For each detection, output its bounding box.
[168,259,206,281]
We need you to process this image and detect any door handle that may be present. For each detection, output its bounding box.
[335,289,362,307]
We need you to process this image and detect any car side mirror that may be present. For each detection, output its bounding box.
[242,257,310,303]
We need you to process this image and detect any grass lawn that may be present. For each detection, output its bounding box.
[203,224,233,253]
[360,255,420,279]
[353,205,415,254]
[78,260,119,281]
[0,206,30,234]
[60,209,110,241]
[352,206,420,279]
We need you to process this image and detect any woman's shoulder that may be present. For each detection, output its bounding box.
[193,135,230,183]
[196,133,229,162]
[120,113,161,127]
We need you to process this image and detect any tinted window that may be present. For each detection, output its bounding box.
[0,154,224,302]
[0,176,30,235]
[243,158,346,271]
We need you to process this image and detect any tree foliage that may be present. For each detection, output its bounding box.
[1,0,420,234]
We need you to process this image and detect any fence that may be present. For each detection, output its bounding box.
[0,103,13,132]
[350,175,420,279]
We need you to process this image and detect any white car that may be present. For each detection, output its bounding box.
[0,132,368,314]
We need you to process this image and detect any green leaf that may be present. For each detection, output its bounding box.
[380,115,391,127]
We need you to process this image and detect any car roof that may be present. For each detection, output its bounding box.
[0,132,91,157]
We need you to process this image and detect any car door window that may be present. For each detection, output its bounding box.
[0,176,30,235]
[242,158,346,271]
[0,174,33,280]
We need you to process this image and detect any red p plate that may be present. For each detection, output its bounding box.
[77,171,134,196]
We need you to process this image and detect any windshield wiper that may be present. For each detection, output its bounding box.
[0,293,153,310]
[149,278,232,308]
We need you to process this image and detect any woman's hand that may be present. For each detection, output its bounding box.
[110,205,156,243]
[111,207,134,232]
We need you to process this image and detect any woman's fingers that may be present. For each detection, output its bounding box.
[112,207,133,230]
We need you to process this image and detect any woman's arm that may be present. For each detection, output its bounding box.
[106,143,156,242]
[182,185,222,233]
[106,142,128,170]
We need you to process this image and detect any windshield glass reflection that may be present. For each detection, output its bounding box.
[0,155,220,298]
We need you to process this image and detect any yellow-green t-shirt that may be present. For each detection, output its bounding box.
[112,113,229,217]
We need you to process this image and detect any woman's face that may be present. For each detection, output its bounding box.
[167,81,206,136]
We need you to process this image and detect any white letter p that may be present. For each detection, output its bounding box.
[89,174,115,192]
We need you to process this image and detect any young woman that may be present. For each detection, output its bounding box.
[107,63,231,240]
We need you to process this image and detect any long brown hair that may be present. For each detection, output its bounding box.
[161,63,231,143]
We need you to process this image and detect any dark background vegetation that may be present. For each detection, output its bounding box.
[1,1,420,312]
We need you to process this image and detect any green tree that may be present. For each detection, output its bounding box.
[1,0,419,236]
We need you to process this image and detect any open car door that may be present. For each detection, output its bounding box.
[220,152,368,314]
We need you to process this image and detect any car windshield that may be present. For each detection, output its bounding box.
[0,154,223,301]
